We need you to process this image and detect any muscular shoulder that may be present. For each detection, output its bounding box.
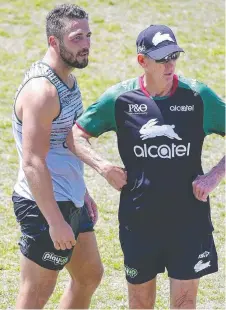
[16,77,59,121]
[21,77,58,103]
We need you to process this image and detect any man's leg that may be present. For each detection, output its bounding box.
[167,231,218,309]
[127,277,157,309]
[170,278,199,309]
[119,222,164,309]
[12,195,72,309]
[59,231,103,309]
[16,255,58,309]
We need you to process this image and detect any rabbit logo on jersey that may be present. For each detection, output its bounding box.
[134,119,190,159]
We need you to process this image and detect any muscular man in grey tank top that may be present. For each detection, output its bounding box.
[12,4,103,309]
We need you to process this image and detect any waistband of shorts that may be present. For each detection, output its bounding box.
[12,191,80,210]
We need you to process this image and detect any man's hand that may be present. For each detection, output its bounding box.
[192,172,222,202]
[68,126,127,191]
[192,156,225,202]
[85,191,98,225]
[101,164,127,191]
[49,220,76,250]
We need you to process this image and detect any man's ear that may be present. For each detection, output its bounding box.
[137,54,147,68]
[48,36,58,48]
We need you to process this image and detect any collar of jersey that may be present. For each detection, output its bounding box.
[139,74,178,100]
[39,61,76,91]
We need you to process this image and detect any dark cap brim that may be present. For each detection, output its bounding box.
[145,44,184,60]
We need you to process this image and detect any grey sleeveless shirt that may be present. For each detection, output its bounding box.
[12,61,86,207]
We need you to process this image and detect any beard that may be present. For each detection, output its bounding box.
[59,41,89,69]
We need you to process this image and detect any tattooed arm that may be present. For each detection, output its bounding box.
[192,156,225,202]
[66,126,127,191]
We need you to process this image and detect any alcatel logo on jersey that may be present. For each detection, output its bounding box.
[134,143,190,159]
[134,119,190,159]
[128,104,147,114]
[170,105,194,112]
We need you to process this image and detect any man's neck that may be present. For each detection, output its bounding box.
[143,74,174,97]
[42,50,74,86]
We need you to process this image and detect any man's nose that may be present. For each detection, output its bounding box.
[83,37,90,49]
[164,60,176,69]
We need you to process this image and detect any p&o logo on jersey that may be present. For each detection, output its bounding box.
[128,104,147,114]
[134,119,191,159]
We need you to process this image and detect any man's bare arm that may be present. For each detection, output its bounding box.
[192,155,225,201]
[210,155,225,179]
[67,125,127,191]
[18,78,76,250]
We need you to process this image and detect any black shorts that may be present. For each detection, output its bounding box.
[119,226,218,284]
[12,192,94,270]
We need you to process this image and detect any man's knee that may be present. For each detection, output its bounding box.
[81,262,104,287]
[129,295,155,309]
[171,291,196,309]
[91,263,104,286]
[71,263,104,288]
[128,279,156,309]
[170,278,198,309]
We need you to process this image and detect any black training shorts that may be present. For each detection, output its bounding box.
[12,192,94,270]
[119,225,218,284]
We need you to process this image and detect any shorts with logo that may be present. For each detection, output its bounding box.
[119,225,218,284]
[12,192,94,270]
[118,180,218,284]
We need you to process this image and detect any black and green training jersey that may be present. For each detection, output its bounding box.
[77,75,225,232]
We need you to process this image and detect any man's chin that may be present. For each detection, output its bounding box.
[72,59,89,69]
[61,56,88,69]
[76,63,88,69]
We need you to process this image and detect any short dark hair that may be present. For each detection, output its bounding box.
[46,4,88,44]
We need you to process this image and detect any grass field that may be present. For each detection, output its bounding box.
[0,0,225,309]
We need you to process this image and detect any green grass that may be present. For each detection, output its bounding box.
[0,0,225,309]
